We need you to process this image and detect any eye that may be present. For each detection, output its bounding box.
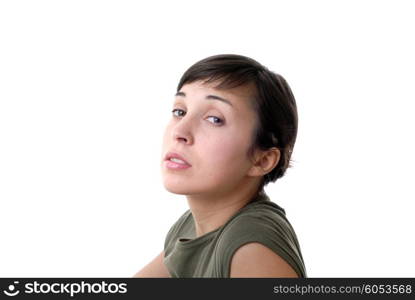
[206,116,223,125]
[172,108,185,117]
[172,108,224,125]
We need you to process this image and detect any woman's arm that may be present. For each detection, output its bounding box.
[230,242,299,278]
[133,250,171,278]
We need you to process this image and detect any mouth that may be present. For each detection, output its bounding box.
[164,151,192,168]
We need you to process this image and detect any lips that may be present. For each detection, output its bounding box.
[164,151,191,166]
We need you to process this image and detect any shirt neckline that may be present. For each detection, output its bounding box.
[175,191,271,249]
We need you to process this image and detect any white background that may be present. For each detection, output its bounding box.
[0,0,414,277]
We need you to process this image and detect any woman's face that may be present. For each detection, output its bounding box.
[161,80,260,197]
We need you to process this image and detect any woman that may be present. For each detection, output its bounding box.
[134,54,307,278]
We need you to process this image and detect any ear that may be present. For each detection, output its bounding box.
[247,147,281,177]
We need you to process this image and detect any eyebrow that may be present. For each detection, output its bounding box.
[175,91,233,107]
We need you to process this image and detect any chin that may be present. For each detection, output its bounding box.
[162,177,213,196]
[162,178,191,195]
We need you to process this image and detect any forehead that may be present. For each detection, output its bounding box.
[177,80,257,110]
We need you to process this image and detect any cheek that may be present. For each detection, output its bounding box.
[201,133,251,171]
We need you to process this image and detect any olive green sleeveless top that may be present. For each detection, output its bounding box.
[163,192,307,278]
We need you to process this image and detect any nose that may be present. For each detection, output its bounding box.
[173,130,193,144]
[172,118,194,145]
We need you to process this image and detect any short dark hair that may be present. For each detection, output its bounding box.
[177,54,298,194]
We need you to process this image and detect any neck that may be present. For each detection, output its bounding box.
[186,179,262,237]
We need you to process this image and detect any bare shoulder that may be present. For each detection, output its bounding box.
[133,251,171,278]
[229,242,298,278]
